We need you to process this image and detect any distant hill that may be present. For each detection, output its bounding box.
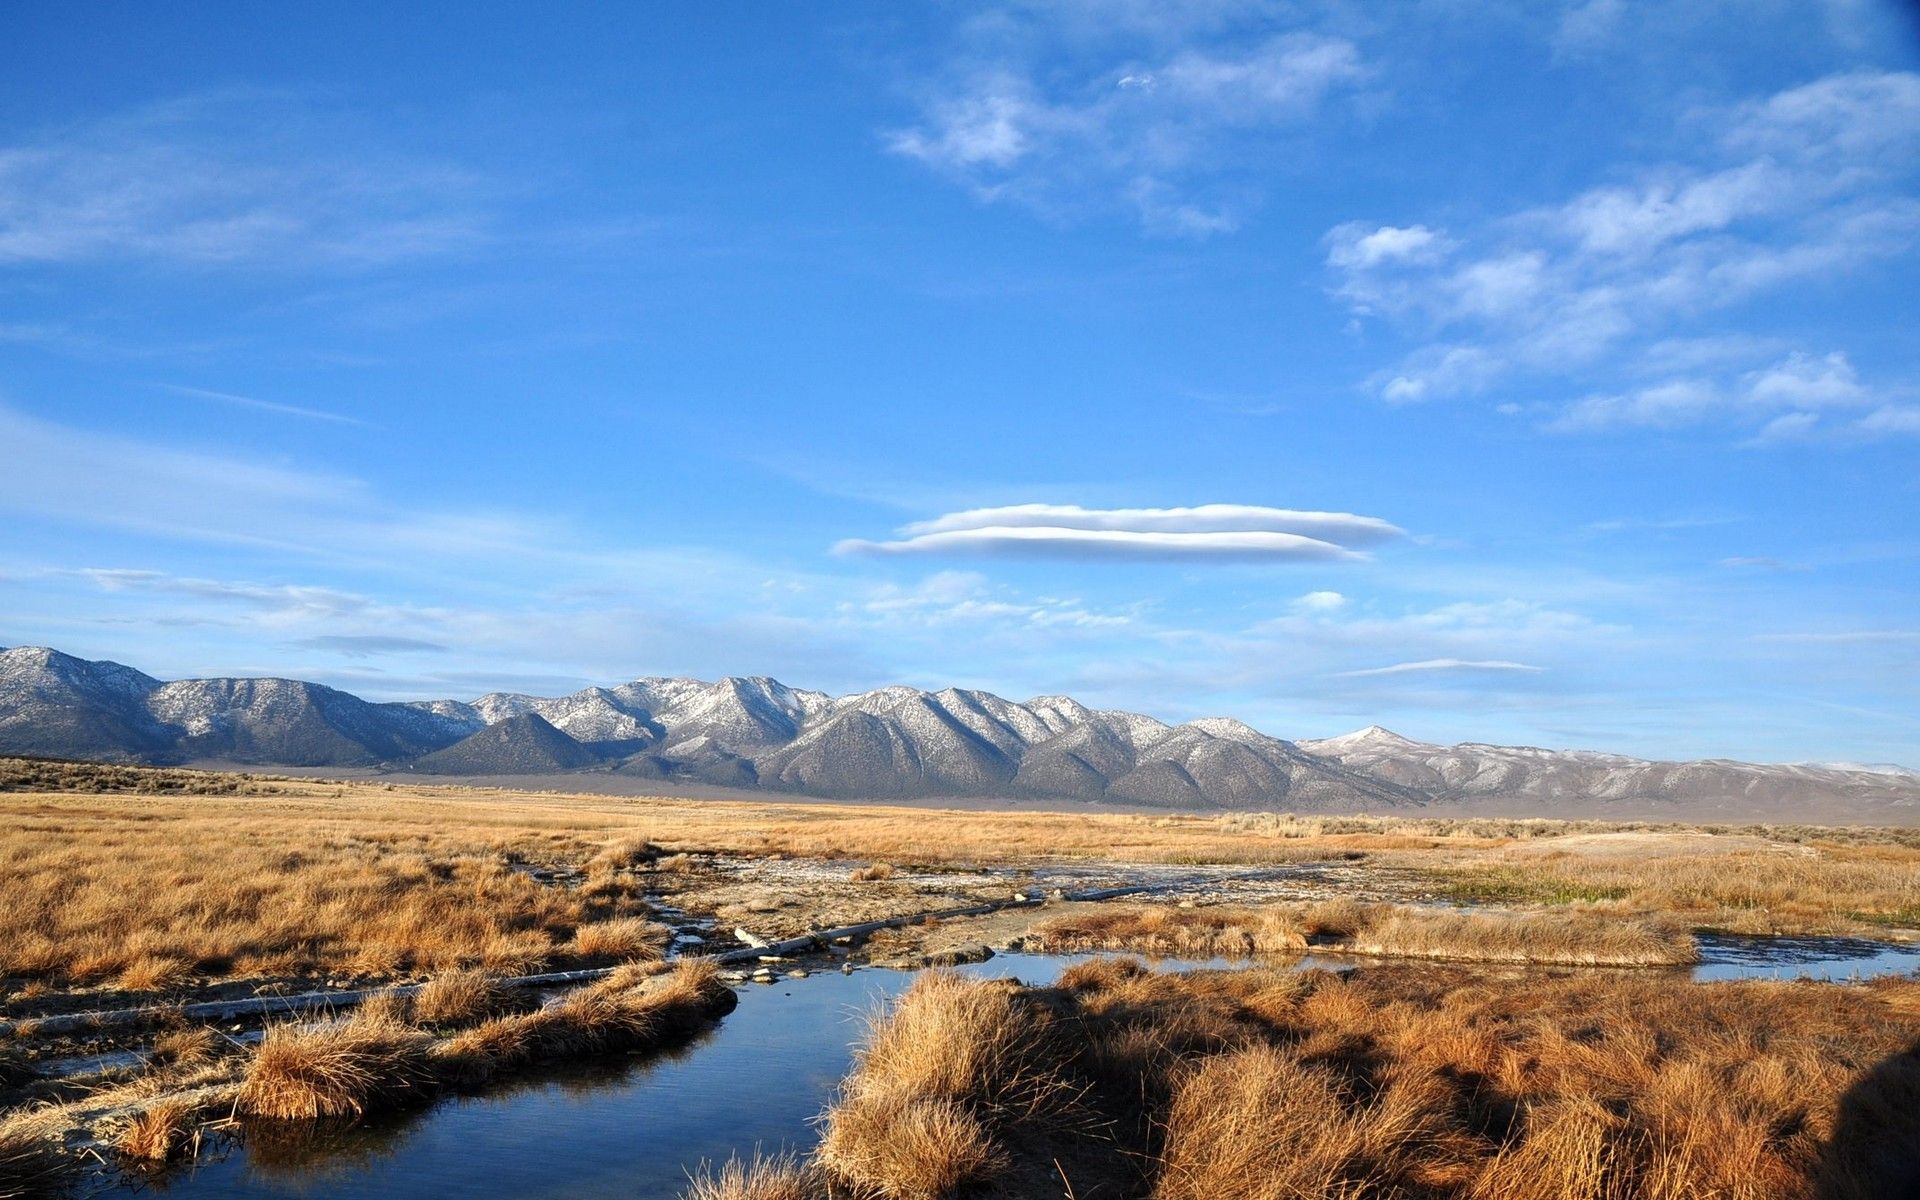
[2,645,1915,820]
[413,712,602,775]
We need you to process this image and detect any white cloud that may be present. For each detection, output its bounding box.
[1554,0,1625,54]
[1546,351,1907,440]
[0,93,489,268]
[836,526,1367,561]
[1325,223,1452,271]
[293,635,448,658]
[1125,177,1241,238]
[1637,334,1788,375]
[902,504,1405,544]
[1758,630,1920,645]
[1726,69,1920,160]
[160,384,372,426]
[1744,411,1822,445]
[1719,557,1806,572]
[1376,345,1503,403]
[1549,379,1724,432]
[1327,70,1920,403]
[73,569,389,619]
[1856,405,1920,437]
[856,570,1131,628]
[1549,160,1793,258]
[1294,590,1346,612]
[1741,351,1868,409]
[844,503,1404,561]
[887,27,1367,235]
[1334,658,1544,678]
[887,74,1044,170]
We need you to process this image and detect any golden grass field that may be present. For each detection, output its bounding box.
[1026,897,1699,966]
[4,758,1920,1198]
[2,759,1915,994]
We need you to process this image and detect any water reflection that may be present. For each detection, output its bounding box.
[1693,933,1920,982]
[141,940,1918,1200]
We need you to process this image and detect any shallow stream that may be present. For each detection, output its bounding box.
[140,933,1918,1200]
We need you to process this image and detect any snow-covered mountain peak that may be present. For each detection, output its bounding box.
[1303,725,1432,755]
[1185,717,1273,744]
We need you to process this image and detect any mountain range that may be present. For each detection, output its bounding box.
[3,645,1915,820]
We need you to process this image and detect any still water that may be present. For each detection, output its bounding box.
[149,937,1918,1199]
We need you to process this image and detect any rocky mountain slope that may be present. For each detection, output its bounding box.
[1,645,1914,818]
[413,712,602,775]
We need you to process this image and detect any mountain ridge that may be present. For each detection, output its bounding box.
[1,645,1914,819]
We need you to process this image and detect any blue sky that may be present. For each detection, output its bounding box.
[3,1,1917,764]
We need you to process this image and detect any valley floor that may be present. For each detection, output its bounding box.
[3,758,1918,1197]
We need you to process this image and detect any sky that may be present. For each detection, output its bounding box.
[2,1,1918,765]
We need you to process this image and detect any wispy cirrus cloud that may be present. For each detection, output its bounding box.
[293,634,449,657]
[1334,658,1544,679]
[1328,69,1920,408]
[0,92,491,269]
[836,503,1403,561]
[159,384,373,427]
[887,16,1369,236]
[1757,630,1920,645]
[1545,351,1916,441]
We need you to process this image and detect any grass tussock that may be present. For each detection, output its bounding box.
[568,916,667,962]
[240,1009,434,1120]
[113,955,195,993]
[409,969,509,1027]
[1031,899,1698,967]
[113,1097,205,1163]
[848,863,895,882]
[815,970,1087,1198]
[241,960,735,1122]
[148,1027,220,1070]
[682,1153,824,1200]
[771,964,1920,1200]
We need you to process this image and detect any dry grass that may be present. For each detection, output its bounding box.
[779,963,1920,1200]
[409,969,508,1027]
[241,960,734,1122]
[819,1090,1004,1199]
[0,791,663,985]
[682,1153,823,1200]
[1157,1042,1469,1199]
[569,916,667,962]
[1220,810,1920,849]
[849,863,896,882]
[433,959,730,1088]
[240,1008,434,1119]
[1030,899,1698,966]
[113,1097,204,1163]
[1,766,1911,992]
[149,1027,220,1070]
[114,955,194,993]
[1441,847,1920,934]
[0,756,304,796]
[815,970,1087,1198]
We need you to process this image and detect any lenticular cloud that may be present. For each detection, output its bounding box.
[834,503,1404,561]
